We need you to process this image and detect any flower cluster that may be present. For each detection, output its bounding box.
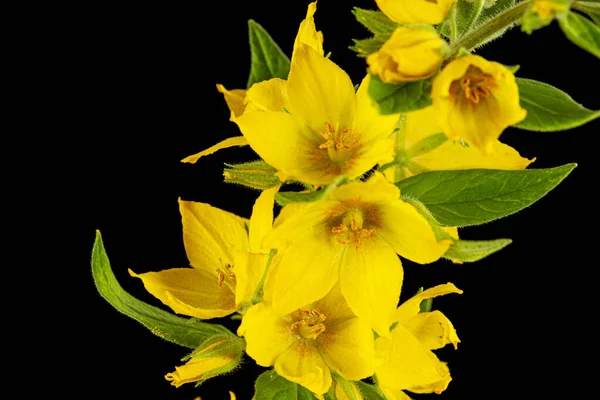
[92,0,598,398]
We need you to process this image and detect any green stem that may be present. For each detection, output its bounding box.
[251,249,277,305]
[450,0,533,54]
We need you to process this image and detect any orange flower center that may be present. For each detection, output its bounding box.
[319,122,358,164]
[328,201,379,248]
[290,309,327,340]
[450,66,496,106]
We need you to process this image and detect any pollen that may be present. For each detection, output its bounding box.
[330,208,377,248]
[216,263,236,291]
[450,66,496,106]
[290,309,327,340]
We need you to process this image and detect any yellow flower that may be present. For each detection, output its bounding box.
[238,284,374,395]
[129,186,279,319]
[531,0,570,20]
[375,283,463,400]
[375,0,458,25]
[431,55,527,154]
[385,105,534,181]
[262,173,453,336]
[165,337,244,388]
[236,8,398,185]
[367,26,446,83]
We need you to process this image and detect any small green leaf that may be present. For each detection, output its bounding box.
[572,1,600,25]
[396,164,576,227]
[368,74,432,115]
[247,20,291,88]
[91,230,231,349]
[254,370,318,400]
[559,10,600,58]
[444,238,512,262]
[515,78,600,131]
[352,7,399,35]
[441,0,515,41]
[275,176,346,206]
[354,381,387,400]
[350,35,391,57]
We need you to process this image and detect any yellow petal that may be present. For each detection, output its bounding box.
[377,199,451,264]
[233,250,270,309]
[287,43,355,134]
[381,387,413,400]
[317,317,375,380]
[353,74,399,143]
[244,78,288,113]
[234,109,319,183]
[275,341,333,395]
[312,282,355,325]
[181,136,248,164]
[329,171,400,205]
[375,324,452,394]
[270,224,344,316]
[229,392,236,400]
[129,268,235,319]
[179,199,249,273]
[237,303,295,366]
[165,356,233,388]
[216,84,247,120]
[249,185,280,253]
[394,283,463,323]
[402,310,460,350]
[375,0,456,24]
[339,236,403,337]
[292,1,324,59]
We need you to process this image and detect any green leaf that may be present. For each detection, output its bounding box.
[254,370,318,400]
[247,20,291,88]
[275,175,346,206]
[354,381,387,400]
[396,164,576,227]
[224,160,281,190]
[572,1,600,25]
[515,78,600,131]
[91,230,231,349]
[350,35,391,57]
[368,74,432,115]
[444,238,512,262]
[559,10,600,58]
[352,7,399,35]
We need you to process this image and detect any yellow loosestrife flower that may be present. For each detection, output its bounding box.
[386,105,534,181]
[238,284,374,395]
[376,283,463,400]
[375,0,458,25]
[236,5,398,185]
[129,186,279,319]
[431,54,527,154]
[367,26,445,83]
[262,173,453,336]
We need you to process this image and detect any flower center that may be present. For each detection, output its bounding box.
[319,122,357,164]
[450,66,496,105]
[216,262,236,292]
[331,208,377,247]
[290,309,327,340]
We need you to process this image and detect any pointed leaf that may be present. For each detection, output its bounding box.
[354,381,387,400]
[254,370,318,400]
[352,7,399,35]
[247,20,291,88]
[444,238,512,262]
[91,230,231,349]
[559,11,600,58]
[515,78,600,131]
[368,74,432,114]
[396,164,576,227]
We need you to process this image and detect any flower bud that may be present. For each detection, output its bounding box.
[367,26,446,83]
[165,334,245,388]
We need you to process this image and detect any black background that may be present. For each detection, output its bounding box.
[68,1,600,399]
